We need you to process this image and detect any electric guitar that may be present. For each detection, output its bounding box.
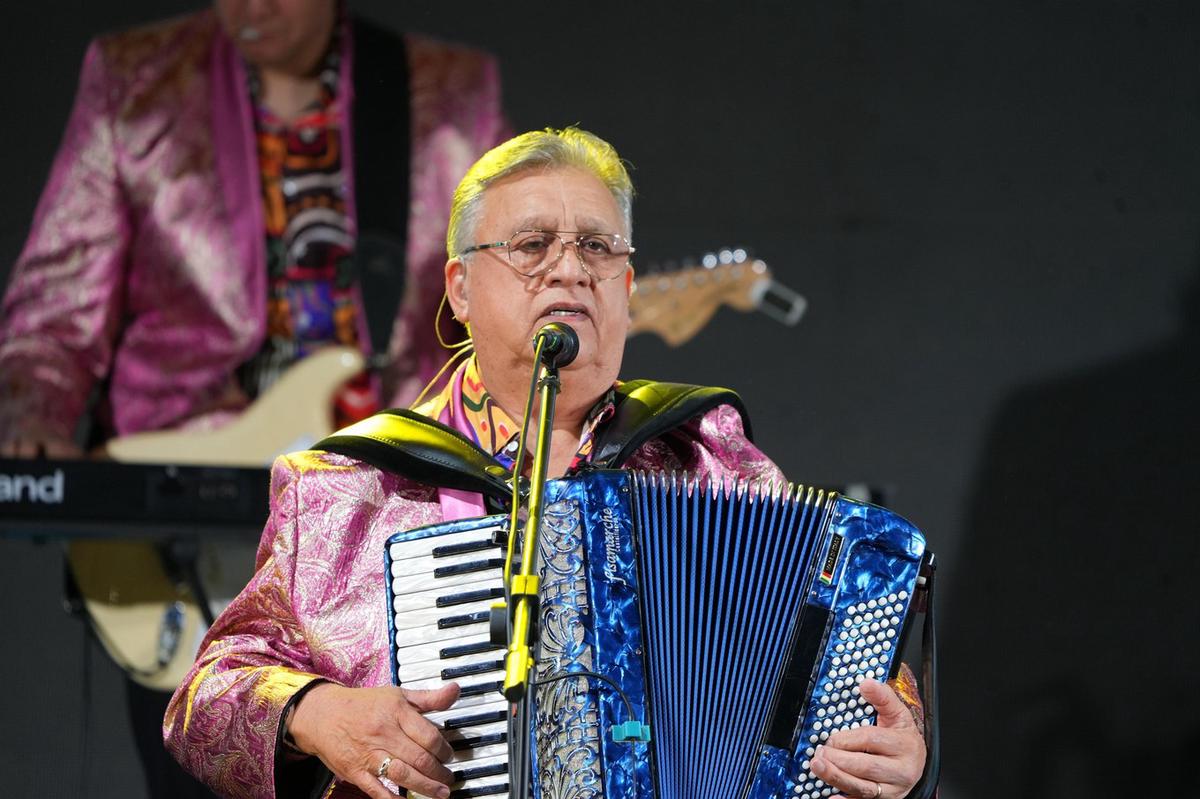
[629,247,806,345]
[74,249,806,689]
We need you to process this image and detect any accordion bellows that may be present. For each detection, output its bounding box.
[385,470,927,799]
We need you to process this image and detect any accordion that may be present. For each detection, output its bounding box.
[385,469,928,799]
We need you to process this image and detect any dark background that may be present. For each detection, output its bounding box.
[2,1,1198,797]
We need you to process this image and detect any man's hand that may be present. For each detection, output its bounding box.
[287,682,460,799]
[809,677,926,799]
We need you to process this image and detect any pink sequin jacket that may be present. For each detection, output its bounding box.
[0,10,506,442]
[163,403,783,798]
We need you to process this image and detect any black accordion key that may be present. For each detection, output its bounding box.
[440,640,502,659]
[443,709,508,730]
[442,659,504,680]
[438,610,491,629]
[434,557,506,579]
[432,539,497,558]
[436,586,504,608]
[451,731,507,751]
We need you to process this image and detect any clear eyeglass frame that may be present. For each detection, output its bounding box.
[459,229,635,281]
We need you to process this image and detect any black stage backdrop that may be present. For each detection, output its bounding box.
[2,2,1198,797]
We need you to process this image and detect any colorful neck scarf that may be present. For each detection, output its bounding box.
[414,355,617,475]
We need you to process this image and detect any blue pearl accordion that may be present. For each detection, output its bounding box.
[385,469,927,799]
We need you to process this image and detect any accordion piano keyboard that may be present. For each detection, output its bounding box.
[388,523,511,799]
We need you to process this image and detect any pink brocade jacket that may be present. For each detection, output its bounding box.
[0,10,506,442]
[163,404,783,799]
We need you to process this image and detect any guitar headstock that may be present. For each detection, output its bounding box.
[628,248,805,347]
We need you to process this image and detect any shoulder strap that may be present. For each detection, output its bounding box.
[313,408,512,501]
[314,382,749,490]
[590,380,751,468]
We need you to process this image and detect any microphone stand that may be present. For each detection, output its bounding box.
[502,325,577,799]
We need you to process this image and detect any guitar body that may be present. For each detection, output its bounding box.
[105,346,365,466]
[70,346,364,689]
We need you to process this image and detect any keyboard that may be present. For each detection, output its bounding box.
[388,516,512,798]
[0,458,269,540]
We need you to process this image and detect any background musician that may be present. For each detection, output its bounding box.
[164,127,929,799]
[0,0,507,795]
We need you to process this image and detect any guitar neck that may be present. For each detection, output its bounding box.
[629,250,804,347]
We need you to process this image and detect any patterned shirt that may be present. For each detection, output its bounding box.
[414,356,616,474]
[238,26,377,427]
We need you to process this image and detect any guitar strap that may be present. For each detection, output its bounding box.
[312,380,750,496]
[349,18,411,361]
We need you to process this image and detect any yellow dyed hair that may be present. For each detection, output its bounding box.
[446,127,634,258]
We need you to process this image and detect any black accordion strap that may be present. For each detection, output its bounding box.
[910,553,940,799]
[590,380,751,468]
[312,381,747,503]
[313,408,512,501]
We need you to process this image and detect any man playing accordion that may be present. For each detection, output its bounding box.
[165,128,928,799]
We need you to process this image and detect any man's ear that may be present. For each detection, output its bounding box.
[625,265,635,297]
[445,258,469,322]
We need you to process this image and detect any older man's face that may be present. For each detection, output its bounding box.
[446,167,632,401]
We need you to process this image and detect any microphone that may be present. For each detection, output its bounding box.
[534,322,579,370]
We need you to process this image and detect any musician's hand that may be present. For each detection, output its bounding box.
[0,428,83,458]
[809,678,926,799]
[287,682,460,799]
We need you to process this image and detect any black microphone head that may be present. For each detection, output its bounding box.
[535,322,580,369]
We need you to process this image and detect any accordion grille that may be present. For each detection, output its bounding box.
[632,473,831,799]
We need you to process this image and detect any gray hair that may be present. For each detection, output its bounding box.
[446,127,634,257]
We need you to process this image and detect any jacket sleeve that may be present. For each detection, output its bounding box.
[0,39,133,442]
[164,454,331,799]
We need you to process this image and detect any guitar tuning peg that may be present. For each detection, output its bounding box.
[702,253,718,268]
[732,248,748,263]
[718,248,734,264]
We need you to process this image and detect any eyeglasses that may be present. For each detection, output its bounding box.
[459,230,635,281]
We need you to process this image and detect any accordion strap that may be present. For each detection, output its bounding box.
[313,408,512,501]
[311,380,748,495]
[590,380,751,468]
